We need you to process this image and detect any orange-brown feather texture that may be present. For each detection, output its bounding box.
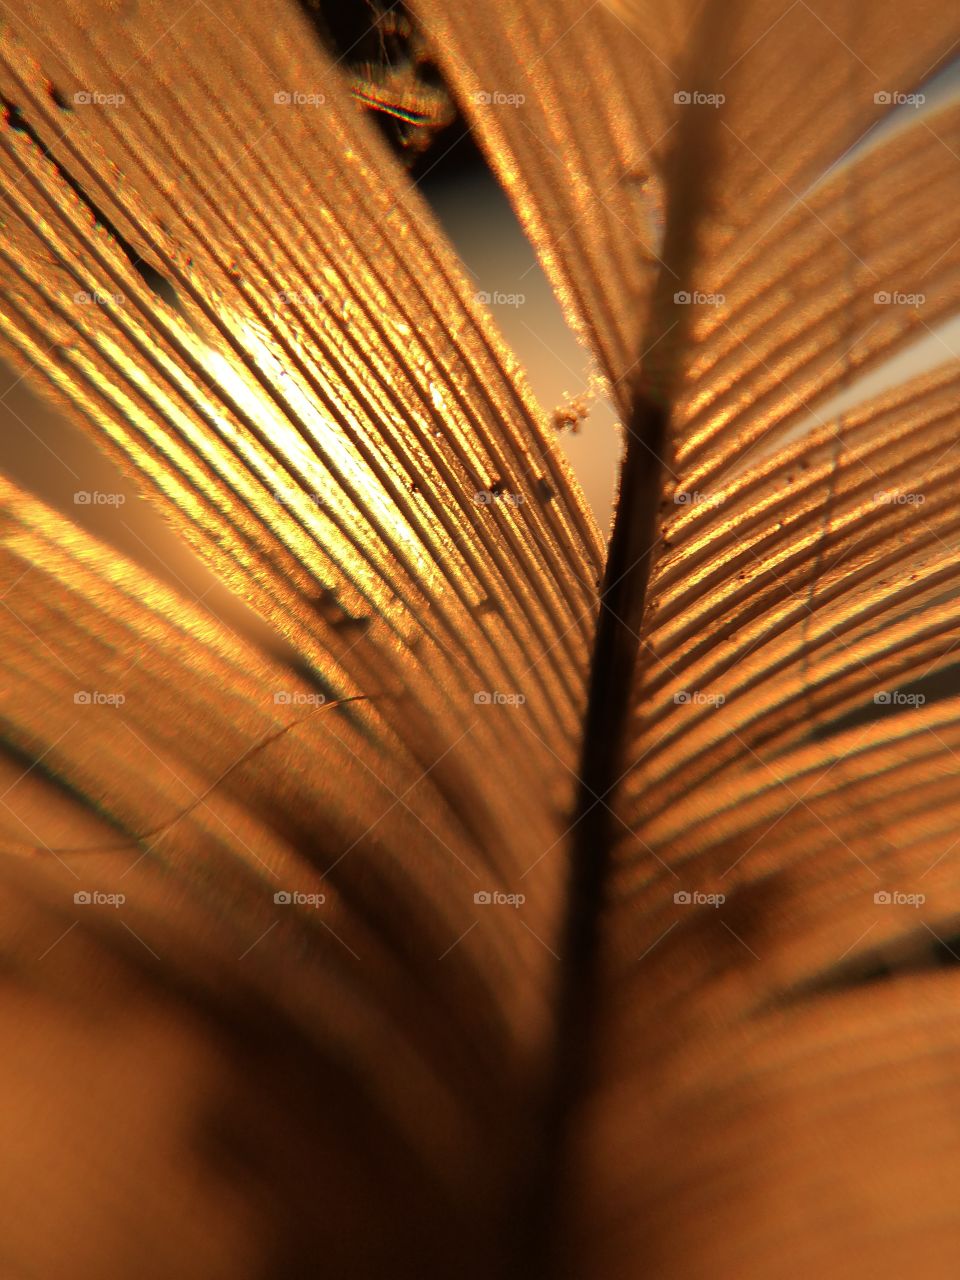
[0,0,959,1277]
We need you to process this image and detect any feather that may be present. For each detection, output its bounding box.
[417,1,960,1274]
[0,475,564,1275]
[0,0,602,1271]
[1,0,960,1276]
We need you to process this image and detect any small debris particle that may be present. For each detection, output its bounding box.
[552,395,589,434]
[47,82,72,112]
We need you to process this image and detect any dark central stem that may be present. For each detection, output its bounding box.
[514,396,667,1278]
